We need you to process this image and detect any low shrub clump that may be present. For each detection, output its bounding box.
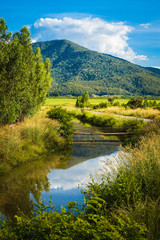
[92,101,110,109]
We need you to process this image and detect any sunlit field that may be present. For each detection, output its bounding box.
[44,97,130,107]
[44,97,160,119]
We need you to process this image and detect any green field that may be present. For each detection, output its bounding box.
[44,97,160,120]
[44,97,160,107]
[44,97,131,107]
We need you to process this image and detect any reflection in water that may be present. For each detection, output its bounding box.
[0,154,70,220]
[0,122,121,219]
[41,151,120,211]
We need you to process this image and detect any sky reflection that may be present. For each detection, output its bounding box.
[41,151,120,209]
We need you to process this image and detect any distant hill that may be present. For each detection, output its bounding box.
[32,40,160,96]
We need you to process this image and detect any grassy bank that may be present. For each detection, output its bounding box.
[70,110,144,127]
[0,121,159,239]
[0,114,71,175]
[70,110,145,143]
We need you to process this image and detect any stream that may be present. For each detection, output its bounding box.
[0,122,121,220]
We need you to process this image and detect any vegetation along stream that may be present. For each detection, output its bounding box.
[0,121,121,221]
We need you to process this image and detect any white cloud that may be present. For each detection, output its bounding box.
[33,17,147,62]
[140,23,151,29]
[47,152,119,191]
[152,66,160,69]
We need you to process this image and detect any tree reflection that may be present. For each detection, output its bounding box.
[0,152,71,220]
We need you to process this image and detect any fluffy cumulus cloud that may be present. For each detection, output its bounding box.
[33,17,147,62]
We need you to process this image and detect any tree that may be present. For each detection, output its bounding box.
[81,91,89,103]
[76,91,90,108]
[0,18,52,124]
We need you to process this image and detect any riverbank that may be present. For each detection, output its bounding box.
[0,113,71,175]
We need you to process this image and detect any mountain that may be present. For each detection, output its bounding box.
[32,40,160,96]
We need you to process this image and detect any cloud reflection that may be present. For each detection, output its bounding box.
[47,152,119,191]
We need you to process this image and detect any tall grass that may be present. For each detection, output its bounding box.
[84,121,160,239]
[0,116,66,174]
[99,106,160,119]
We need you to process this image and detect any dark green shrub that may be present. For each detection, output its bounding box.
[127,98,143,109]
[113,101,120,107]
[108,98,115,105]
[47,107,74,143]
[76,92,90,108]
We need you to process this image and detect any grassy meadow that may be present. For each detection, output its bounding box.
[44,97,130,107]
[44,97,160,119]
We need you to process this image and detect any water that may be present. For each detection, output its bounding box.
[0,122,121,220]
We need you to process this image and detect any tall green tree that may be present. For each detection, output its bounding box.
[0,18,52,124]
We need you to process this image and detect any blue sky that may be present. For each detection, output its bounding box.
[1,0,160,67]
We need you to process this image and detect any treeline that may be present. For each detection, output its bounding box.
[0,18,52,124]
[75,93,160,110]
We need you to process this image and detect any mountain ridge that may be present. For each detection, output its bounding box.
[32,39,160,96]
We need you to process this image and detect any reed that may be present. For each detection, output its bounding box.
[85,121,160,239]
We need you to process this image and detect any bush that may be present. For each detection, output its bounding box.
[92,102,110,109]
[127,98,143,109]
[76,91,90,108]
[47,107,74,143]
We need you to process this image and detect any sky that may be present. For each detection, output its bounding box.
[1,0,160,67]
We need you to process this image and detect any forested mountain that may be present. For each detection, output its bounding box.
[33,40,160,96]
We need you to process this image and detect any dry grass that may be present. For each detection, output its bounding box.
[0,115,64,174]
[97,106,160,119]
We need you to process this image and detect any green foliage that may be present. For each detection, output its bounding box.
[76,91,90,108]
[108,98,115,105]
[113,101,121,106]
[0,18,52,124]
[127,98,143,109]
[124,98,159,110]
[47,107,74,142]
[92,101,110,109]
[71,110,143,129]
[83,122,160,239]
[33,39,160,97]
[0,198,147,240]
